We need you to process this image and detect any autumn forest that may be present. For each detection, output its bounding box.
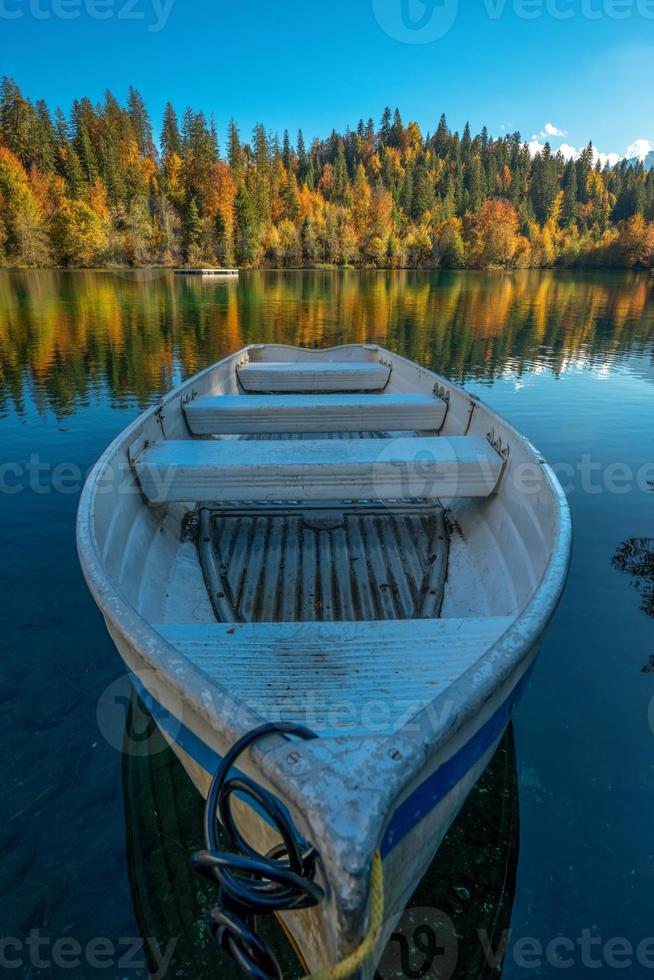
[1,77,654,271]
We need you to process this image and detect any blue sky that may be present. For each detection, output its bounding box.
[1,0,653,161]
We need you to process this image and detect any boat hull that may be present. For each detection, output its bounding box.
[78,343,572,975]
[110,619,538,974]
[123,688,520,980]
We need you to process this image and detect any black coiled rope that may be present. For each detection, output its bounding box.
[190,723,325,980]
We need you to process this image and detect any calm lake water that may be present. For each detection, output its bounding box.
[1,268,653,978]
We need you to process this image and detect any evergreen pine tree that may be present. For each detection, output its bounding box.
[562,160,578,226]
[161,102,181,159]
[334,140,348,197]
[282,129,292,172]
[234,182,259,264]
[182,196,203,260]
[65,144,85,198]
[33,100,56,173]
[390,108,404,149]
[214,208,229,264]
[434,113,450,158]
[296,130,308,185]
[467,156,486,213]
[400,165,414,216]
[283,172,300,221]
[644,170,654,222]
[71,98,99,184]
[306,152,316,191]
[228,120,243,178]
[530,145,559,223]
[0,77,36,167]
[209,114,219,159]
[576,143,594,203]
[365,118,376,155]
[379,107,392,147]
[252,123,271,223]
[461,122,472,163]
[127,87,155,156]
[412,163,434,219]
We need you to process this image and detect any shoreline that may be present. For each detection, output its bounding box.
[0,264,652,275]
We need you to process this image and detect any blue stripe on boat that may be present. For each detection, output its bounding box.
[130,669,529,857]
[380,670,529,856]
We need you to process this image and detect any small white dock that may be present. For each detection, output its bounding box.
[174,268,239,277]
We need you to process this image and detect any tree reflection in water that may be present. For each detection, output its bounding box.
[1,268,653,420]
[612,537,654,652]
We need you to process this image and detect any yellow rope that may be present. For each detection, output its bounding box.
[305,850,384,980]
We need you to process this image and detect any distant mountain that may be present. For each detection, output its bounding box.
[627,151,654,170]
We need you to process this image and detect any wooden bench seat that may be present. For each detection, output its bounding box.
[134,435,503,503]
[237,361,391,392]
[185,393,447,435]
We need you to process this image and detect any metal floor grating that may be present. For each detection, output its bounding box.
[204,504,448,624]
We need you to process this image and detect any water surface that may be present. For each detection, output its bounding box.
[1,269,653,977]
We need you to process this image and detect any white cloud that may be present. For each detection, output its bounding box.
[525,133,641,169]
[550,143,619,167]
[626,138,653,162]
[558,143,579,161]
[593,148,621,168]
[529,123,568,147]
[542,122,567,138]
[527,137,545,158]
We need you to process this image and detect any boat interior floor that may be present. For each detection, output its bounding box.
[200,501,448,625]
[153,425,511,737]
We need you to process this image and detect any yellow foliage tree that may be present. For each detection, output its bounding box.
[467,198,521,268]
[617,214,654,268]
[51,197,110,266]
[585,171,615,232]
[0,147,49,265]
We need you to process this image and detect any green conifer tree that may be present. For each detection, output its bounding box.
[379,107,392,147]
[334,140,348,198]
[182,196,203,260]
[228,120,243,179]
[562,160,578,226]
[161,103,182,159]
[127,87,155,156]
[412,163,434,219]
[296,130,308,185]
[301,216,319,265]
[234,183,259,264]
[433,113,450,158]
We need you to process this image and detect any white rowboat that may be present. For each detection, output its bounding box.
[77,344,571,977]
